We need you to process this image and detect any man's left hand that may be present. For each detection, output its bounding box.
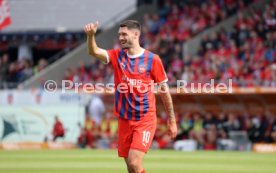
[167,119,177,139]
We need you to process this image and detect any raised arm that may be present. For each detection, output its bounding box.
[84,21,108,63]
[158,83,177,139]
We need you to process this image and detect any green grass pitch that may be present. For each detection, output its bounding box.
[0,149,276,173]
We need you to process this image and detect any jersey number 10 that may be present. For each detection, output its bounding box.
[142,131,151,144]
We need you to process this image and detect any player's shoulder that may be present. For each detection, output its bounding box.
[113,48,123,54]
[109,48,125,53]
[108,48,126,58]
[144,49,160,60]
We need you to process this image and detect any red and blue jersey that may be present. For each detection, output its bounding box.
[107,49,167,121]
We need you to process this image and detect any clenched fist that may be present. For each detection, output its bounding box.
[84,21,99,37]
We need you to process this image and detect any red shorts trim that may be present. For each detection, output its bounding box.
[117,116,156,157]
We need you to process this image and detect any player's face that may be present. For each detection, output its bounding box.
[118,27,136,49]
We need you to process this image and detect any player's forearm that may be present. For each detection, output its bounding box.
[159,83,176,122]
[87,35,107,63]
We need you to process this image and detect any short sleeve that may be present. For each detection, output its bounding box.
[151,55,168,84]
[106,49,120,66]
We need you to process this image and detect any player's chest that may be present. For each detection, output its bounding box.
[116,57,151,80]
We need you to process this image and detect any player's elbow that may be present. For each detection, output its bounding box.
[88,49,96,57]
[89,51,102,60]
[158,82,170,94]
[88,51,107,64]
[88,48,102,57]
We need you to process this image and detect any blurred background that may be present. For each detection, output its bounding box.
[0,0,276,153]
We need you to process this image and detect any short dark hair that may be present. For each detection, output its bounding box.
[119,20,141,32]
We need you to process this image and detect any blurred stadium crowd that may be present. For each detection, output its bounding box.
[78,110,276,150]
[62,0,275,87]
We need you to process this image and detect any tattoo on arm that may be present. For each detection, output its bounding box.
[159,83,175,122]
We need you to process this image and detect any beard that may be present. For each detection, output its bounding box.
[120,39,133,49]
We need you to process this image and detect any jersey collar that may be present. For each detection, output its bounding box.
[127,49,145,58]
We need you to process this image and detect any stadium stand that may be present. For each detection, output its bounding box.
[0,32,84,88]
[59,0,275,88]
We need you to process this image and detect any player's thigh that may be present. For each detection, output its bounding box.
[130,118,156,152]
[118,118,132,157]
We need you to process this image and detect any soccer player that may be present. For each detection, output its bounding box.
[84,20,177,173]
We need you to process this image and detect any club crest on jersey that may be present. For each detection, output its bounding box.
[138,64,146,73]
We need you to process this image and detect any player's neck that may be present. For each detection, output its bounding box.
[127,45,143,56]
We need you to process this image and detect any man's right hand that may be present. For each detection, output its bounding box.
[84,21,99,37]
